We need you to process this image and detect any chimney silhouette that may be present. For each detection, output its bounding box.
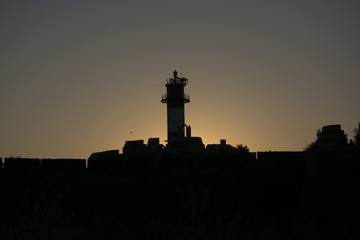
[161,70,190,144]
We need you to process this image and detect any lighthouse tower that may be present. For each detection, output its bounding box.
[161,70,190,145]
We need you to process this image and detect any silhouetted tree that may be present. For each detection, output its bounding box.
[305,126,348,152]
[236,144,249,153]
[354,128,360,134]
[354,127,360,145]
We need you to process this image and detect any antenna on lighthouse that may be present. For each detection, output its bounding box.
[180,65,183,77]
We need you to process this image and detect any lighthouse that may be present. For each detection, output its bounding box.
[161,70,190,145]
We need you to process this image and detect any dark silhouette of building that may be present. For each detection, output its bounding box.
[42,158,86,170]
[123,140,147,156]
[147,138,163,154]
[87,150,122,170]
[161,70,190,145]
[4,158,41,169]
[206,139,237,153]
[161,71,204,151]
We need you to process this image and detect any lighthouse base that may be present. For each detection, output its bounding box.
[166,137,205,153]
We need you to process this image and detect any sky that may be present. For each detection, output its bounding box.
[1,0,360,158]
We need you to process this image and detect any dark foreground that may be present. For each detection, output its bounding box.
[1,152,360,240]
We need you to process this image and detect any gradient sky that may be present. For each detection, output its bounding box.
[1,0,360,158]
